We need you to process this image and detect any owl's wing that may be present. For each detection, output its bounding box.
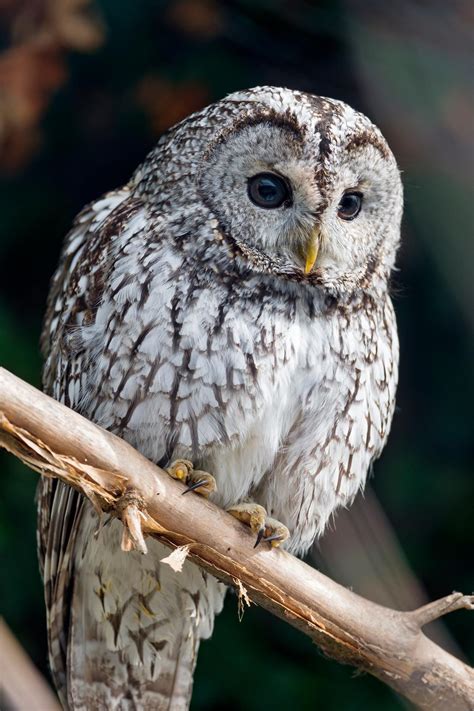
[38,187,226,709]
[37,186,137,701]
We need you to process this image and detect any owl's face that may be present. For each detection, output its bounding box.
[140,87,403,296]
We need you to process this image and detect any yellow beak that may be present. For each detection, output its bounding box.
[304,228,321,274]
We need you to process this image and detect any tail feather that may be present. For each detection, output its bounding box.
[63,507,225,710]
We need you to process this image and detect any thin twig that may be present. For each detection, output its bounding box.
[409,593,474,628]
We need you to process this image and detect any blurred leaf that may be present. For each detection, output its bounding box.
[0,0,104,171]
[167,0,224,39]
[0,46,66,171]
[47,0,105,51]
[136,75,210,133]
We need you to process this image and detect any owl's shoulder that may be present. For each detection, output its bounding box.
[41,188,154,395]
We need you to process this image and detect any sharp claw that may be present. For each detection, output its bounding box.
[182,478,207,495]
[254,527,265,548]
[262,533,283,544]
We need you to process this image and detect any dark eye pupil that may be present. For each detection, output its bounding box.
[248,173,291,209]
[338,192,362,220]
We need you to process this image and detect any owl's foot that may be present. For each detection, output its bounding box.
[227,502,289,548]
[166,459,217,497]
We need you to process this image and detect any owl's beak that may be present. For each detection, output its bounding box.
[304,228,321,274]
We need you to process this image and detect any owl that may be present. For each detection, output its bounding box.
[37,87,402,709]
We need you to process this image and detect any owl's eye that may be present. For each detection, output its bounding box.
[338,191,363,220]
[247,173,292,209]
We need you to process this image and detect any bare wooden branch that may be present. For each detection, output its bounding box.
[313,485,466,657]
[0,366,473,710]
[0,618,61,711]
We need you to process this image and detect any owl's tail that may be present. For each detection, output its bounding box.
[61,512,226,710]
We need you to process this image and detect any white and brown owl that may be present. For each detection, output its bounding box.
[38,87,402,709]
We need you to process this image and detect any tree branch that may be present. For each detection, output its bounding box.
[0,367,472,710]
[0,618,61,711]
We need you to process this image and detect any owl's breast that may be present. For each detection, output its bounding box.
[76,261,327,506]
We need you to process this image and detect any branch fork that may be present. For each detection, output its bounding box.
[409,593,474,628]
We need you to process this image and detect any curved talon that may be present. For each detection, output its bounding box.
[263,533,285,545]
[228,503,290,549]
[182,478,208,495]
[166,461,217,498]
[254,527,265,548]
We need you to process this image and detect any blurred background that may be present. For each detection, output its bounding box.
[0,1,473,709]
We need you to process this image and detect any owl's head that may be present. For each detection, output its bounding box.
[138,87,403,297]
